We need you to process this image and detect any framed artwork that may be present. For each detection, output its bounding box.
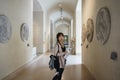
[0,15,12,43]
[86,18,94,43]
[96,7,111,44]
[64,35,68,45]
[20,23,29,42]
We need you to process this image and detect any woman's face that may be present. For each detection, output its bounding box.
[58,35,64,43]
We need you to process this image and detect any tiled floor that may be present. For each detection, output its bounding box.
[10,53,95,80]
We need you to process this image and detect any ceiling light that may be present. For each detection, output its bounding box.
[60,7,64,20]
[58,3,62,7]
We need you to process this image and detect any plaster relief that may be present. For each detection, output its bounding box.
[0,15,12,43]
[86,18,94,43]
[96,7,111,44]
[82,24,87,44]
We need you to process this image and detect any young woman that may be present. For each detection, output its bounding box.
[52,32,68,80]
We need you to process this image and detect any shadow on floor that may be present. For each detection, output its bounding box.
[8,54,95,80]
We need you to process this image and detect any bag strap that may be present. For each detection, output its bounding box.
[56,44,59,56]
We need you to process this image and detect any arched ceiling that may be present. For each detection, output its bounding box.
[55,20,70,28]
[50,10,72,22]
[38,0,78,12]
[33,0,43,11]
[37,0,78,25]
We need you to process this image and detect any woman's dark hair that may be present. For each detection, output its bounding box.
[56,32,64,42]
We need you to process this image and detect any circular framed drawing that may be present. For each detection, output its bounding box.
[20,23,29,42]
[86,18,94,43]
[0,15,12,43]
[96,7,111,44]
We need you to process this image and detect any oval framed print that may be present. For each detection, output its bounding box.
[20,23,29,42]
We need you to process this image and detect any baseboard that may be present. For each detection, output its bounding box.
[82,64,96,80]
[37,52,43,54]
[1,56,39,80]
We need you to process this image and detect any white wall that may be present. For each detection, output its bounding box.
[33,11,43,53]
[0,0,33,79]
[56,25,69,36]
[43,11,49,52]
[50,21,54,49]
[76,0,82,55]
[46,16,51,51]
[82,0,120,80]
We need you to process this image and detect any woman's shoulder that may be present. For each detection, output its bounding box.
[55,42,60,48]
[55,42,59,46]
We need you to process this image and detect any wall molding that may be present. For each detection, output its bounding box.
[1,55,41,80]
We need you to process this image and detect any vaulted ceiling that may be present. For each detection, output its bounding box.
[34,0,78,26]
[37,0,78,11]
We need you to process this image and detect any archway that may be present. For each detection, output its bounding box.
[33,0,44,55]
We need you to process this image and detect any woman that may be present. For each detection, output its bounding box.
[52,32,68,80]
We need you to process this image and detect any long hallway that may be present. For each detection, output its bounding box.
[1,0,120,80]
[9,52,95,80]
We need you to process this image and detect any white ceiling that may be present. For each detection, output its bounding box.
[33,0,42,11]
[37,0,78,12]
[55,20,70,28]
[34,0,78,25]
[50,10,72,22]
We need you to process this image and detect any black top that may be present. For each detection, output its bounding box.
[61,46,66,52]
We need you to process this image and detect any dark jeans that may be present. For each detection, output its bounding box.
[52,68,64,80]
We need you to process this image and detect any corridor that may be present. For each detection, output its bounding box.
[9,52,95,80]
[1,0,120,80]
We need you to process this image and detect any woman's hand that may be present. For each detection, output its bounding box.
[63,51,67,56]
[64,51,68,54]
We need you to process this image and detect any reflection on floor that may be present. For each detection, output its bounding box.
[10,53,95,80]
